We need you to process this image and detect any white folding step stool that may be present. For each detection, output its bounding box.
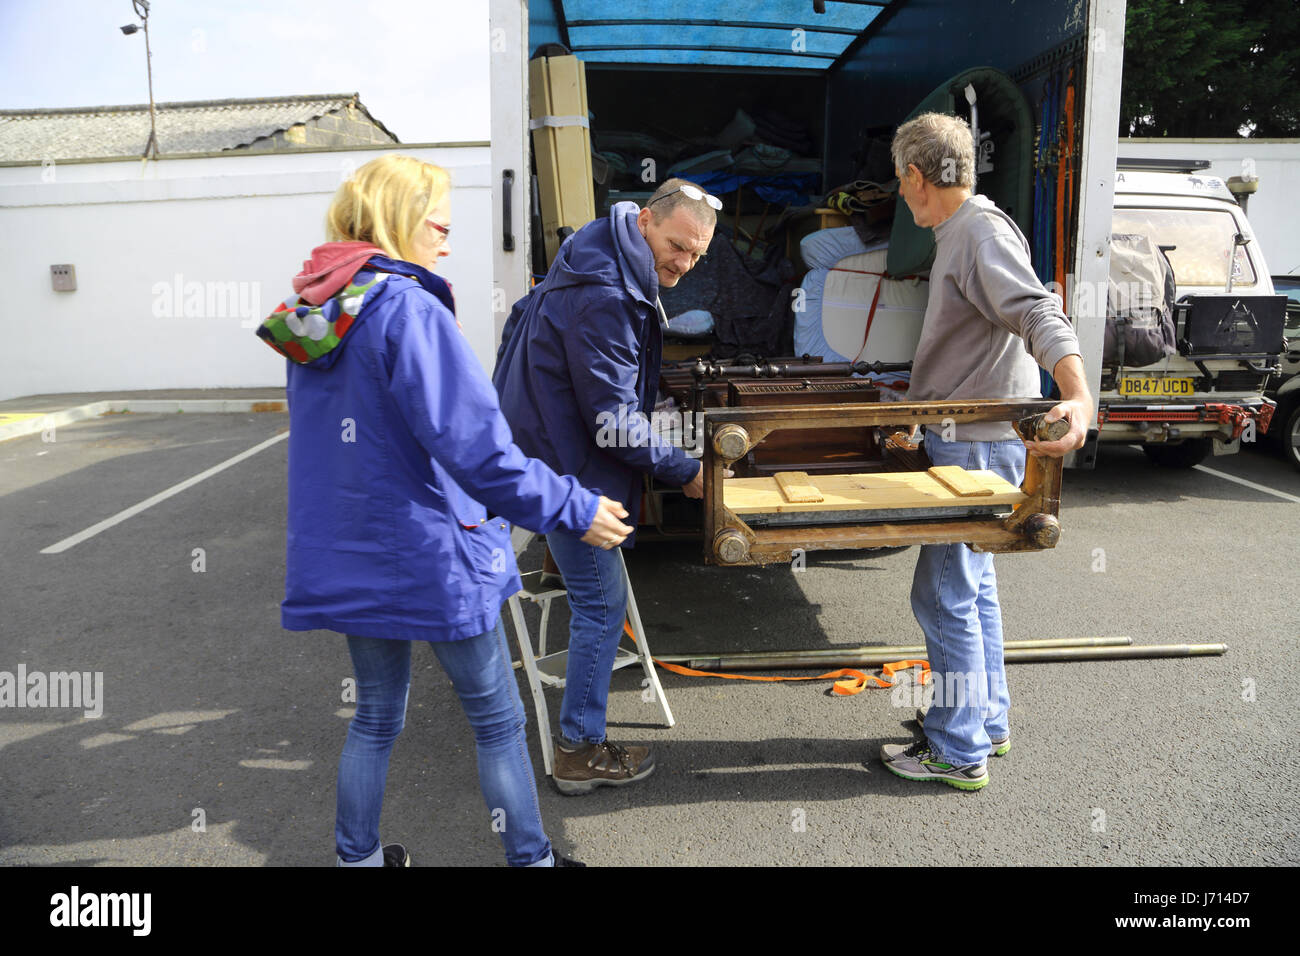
[505,530,674,776]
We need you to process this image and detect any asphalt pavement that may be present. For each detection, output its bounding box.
[1,409,1296,866]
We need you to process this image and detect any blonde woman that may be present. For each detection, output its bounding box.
[256,154,631,866]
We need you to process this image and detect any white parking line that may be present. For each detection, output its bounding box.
[1193,464,1300,504]
[41,431,289,554]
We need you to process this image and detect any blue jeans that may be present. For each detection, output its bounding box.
[912,434,1027,767]
[544,531,629,745]
[336,619,552,867]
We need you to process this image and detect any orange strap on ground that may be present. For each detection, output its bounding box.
[623,622,930,696]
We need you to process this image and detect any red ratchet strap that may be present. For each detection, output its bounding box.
[624,622,930,697]
[853,278,886,362]
[1055,69,1075,296]
[827,268,921,364]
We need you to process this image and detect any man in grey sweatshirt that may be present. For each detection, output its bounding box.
[879,112,1093,790]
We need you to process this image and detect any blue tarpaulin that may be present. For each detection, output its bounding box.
[688,171,821,205]
[532,1,883,70]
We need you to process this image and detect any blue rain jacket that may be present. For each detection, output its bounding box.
[277,255,598,642]
[493,202,700,543]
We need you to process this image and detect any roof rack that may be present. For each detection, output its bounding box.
[1117,157,1213,173]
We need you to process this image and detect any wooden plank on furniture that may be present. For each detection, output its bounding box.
[927,465,995,497]
[774,471,823,503]
[724,470,1024,515]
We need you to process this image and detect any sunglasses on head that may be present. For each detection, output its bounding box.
[648,184,723,211]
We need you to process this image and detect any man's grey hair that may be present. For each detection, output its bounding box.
[645,177,718,227]
[891,112,975,189]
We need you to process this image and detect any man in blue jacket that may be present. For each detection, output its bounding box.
[494,178,716,793]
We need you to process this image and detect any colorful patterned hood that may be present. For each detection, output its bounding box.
[255,270,389,367]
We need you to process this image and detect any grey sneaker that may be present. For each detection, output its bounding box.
[880,739,988,791]
[915,707,1010,757]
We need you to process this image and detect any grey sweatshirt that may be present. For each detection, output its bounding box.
[908,194,1082,441]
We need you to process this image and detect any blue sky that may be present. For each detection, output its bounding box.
[0,0,492,143]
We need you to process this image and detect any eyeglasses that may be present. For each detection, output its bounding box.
[647,184,723,211]
[426,218,451,238]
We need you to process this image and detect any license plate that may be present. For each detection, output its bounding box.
[1118,376,1195,398]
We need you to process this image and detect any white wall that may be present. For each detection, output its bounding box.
[0,145,493,401]
[1118,139,1300,277]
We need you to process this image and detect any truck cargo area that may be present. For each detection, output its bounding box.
[498,0,1123,558]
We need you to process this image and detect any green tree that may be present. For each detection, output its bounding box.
[1120,0,1299,137]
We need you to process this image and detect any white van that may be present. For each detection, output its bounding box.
[1100,163,1284,466]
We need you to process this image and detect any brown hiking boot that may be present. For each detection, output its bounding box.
[552,738,656,795]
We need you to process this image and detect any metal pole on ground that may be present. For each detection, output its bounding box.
[657,640,1228,672]
[657,636,1134,670]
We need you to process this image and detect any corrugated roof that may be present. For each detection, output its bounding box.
[0,93,398,162]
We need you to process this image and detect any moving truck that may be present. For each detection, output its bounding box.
[483,1,1282,561]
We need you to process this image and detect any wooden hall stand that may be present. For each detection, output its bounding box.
[703,399,1067,565]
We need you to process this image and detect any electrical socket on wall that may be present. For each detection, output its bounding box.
[51,264,77,292]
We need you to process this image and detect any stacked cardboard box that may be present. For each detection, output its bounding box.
[529,54,596,268]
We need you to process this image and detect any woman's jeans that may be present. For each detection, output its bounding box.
[912,434,1027,767]
[336,619,552,867]
[544,530,629,745]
